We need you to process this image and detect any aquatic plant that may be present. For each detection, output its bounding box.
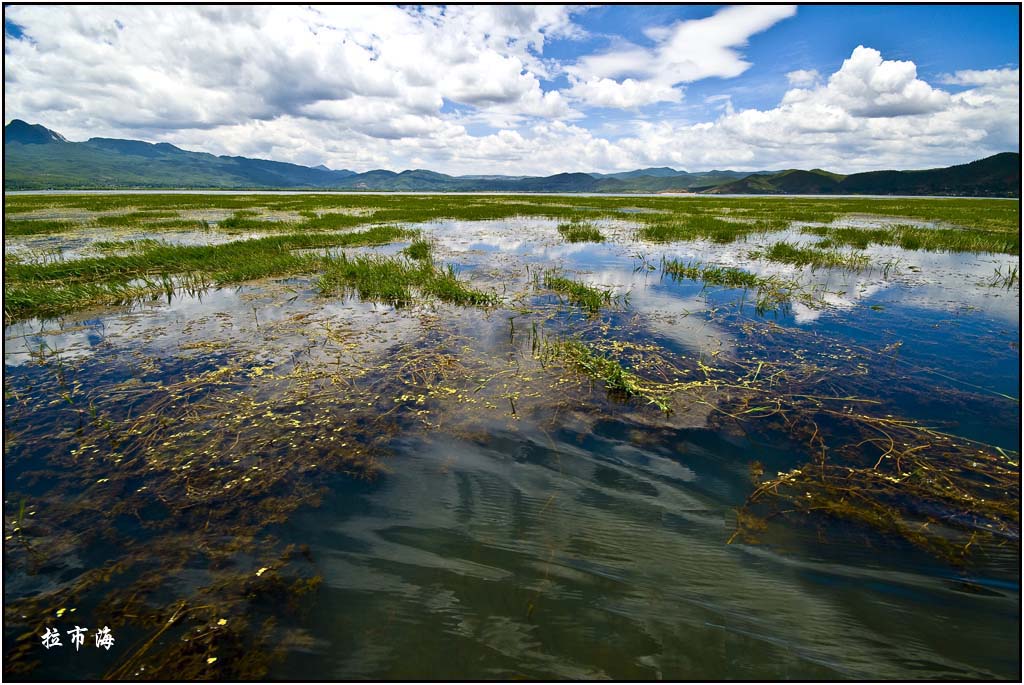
[317,254,497,307]
[541,337,672,413]
[402,237,432,260]
[4,225,418,321]
[661,259,802,315]
[636,215,777,244]
[542,274,617,314]
[758,241,871,270]
[801,223,1019,255]
[556,219,605,243]
[989,263,1019,289]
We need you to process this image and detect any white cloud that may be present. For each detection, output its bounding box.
[565,77,682,109]
[816,45,950,117]
[565,5,797,108]
[938,67,1020,87]
[3,5,581,139]
[786,69,821,87]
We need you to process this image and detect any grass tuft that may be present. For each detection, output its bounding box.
[402,237,432,260]
[759,242,870,270]
[557,219,605,243]
[801,224,1019,255]
[661,259,798,315]
[317,254,497,308]
[543,274,617,314]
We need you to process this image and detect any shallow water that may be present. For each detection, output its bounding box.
[3,212,1020,680]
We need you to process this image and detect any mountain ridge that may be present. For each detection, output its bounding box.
[4,120,1019,197]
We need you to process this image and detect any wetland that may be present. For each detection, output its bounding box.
[3,193,1020,680]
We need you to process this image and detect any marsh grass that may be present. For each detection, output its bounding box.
[637,215,782,244]
[990,263,1019,289]
[98,211,182,226]
[802,224,1019,255]
[4,225,416,321]
[217,212,298,232]
[4,218,86,236]
[662,259,761,289]
[317,254,497,307]
[4,273,214,320]
[557,219,605,243]
[542,274,617,314]
[92,238,165,254]
[661,259,799,315]
[402,237,432,260]
[759,241,870,270]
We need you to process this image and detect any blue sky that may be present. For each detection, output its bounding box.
[4,5,1020,174]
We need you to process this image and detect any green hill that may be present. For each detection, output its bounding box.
[4,120,356,190]
[707,154,1019,197]
[4,120,1018,196]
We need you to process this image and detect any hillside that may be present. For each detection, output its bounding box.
[4,120,1019,196]
[709,154,1020,197]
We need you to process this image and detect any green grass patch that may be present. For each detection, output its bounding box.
[3,218,86,236]
[661,259,799,314]
[759,242,870,270]
[637,215,782,244]
[402,237,432,260]
[317,254,496,307]
[802,224,1019,255]
[543,274,617,314]
[557,219,605,243]
[4,225,417,321]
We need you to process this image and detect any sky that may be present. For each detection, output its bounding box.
[3,4,1020,175]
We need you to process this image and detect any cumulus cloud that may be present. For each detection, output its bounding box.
[626,46,1018,172]
[815,45,950,117]
[565,5,797,108]
[3,5,581,140]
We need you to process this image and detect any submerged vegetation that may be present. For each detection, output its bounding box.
[540,337,672,413]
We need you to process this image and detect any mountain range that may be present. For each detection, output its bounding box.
[4,120,1020,197]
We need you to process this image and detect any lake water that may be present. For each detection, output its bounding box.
[3,214,1020,679]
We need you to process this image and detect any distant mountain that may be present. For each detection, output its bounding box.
[597,167,687,179]
[4,120,357,190]
[4,120,1018,197]
[4,119,68,145]
[708,154,1020,197]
